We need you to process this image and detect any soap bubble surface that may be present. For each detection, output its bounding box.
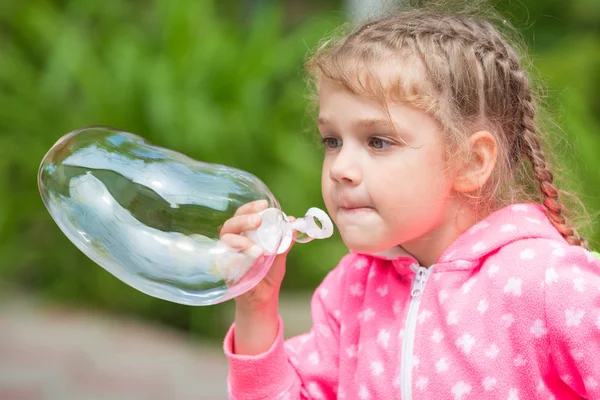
[38,126,285,305]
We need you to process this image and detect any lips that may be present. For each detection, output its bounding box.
[339,205,372,211]
[339,207,374,214]
[339,200,369,210]
[336,195,373,211]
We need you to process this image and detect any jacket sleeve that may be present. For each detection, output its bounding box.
[544,245,600,398]
[223,254,351,400]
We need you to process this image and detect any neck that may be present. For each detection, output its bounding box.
[400,199,485,267]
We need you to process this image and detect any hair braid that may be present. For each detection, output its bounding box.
[465,21,588,249]
[518,84,588,248]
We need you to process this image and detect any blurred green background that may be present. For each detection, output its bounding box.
[1,0,599,342]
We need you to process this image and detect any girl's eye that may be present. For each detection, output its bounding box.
[321,137,342,149]
[369,137,392,149]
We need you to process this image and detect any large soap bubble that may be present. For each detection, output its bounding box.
[38,126,333,306]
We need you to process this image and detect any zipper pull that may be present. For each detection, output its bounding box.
[410,267,429,297]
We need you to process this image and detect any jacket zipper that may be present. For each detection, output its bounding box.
[400,264,433,400]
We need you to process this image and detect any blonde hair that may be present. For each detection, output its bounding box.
[305,4,588,248]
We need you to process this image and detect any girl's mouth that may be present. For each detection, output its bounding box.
[338,206,374,214]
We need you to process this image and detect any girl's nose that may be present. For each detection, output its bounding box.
[329,148,362,185]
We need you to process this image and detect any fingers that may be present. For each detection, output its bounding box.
[221,200,269,236]
[220,233,254,249]
[221,213,262,236]
[220,233,263,258]
[234,199,268,217]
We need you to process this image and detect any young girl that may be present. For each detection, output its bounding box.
[219,5,600,400]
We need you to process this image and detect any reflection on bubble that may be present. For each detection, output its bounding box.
[38,126,284,305]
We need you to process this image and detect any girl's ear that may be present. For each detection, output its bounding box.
[453,131,498,193]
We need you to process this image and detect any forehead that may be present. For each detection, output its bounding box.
[317,79,442,144]
[317,79,383,117]
[316,51,434,107]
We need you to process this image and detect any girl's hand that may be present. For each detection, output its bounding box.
[219,199,295,312]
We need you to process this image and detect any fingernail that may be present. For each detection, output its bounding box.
[257,199,268,208]
[249,214,261,226]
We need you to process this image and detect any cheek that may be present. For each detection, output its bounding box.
[321,161,329,189]
[375,151,450,206]
[321,163,334,206]
[414,146,450,186]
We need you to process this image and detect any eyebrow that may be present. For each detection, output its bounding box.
[318,117,392,126]
[318,116,413,141]
[354,118,395,130]
[317,117,330,126]
[319,117,396,128]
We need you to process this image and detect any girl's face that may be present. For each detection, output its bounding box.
[318,79,458,255]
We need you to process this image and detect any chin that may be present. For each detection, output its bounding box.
[340,235,387,254]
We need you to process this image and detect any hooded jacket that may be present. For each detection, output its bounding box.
[223,203,600,399]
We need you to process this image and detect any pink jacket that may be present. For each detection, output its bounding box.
[223,203,600,399]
